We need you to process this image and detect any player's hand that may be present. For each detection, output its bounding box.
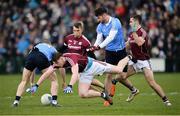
[30,84,39,94]
[86,46,100,52]
[63,85,73,94]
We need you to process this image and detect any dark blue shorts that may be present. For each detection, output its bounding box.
[24,50,50,71]
[105,48,127,72]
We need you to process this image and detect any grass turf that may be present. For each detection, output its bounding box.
[0,73,180,115]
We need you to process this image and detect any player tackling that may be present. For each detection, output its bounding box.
[29,53,133,105]
[112,15,172,106]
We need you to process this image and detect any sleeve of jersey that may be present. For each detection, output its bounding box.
[53,47,58,53]
[99,20,119,48]
[99,29,118,48]
[94,25,103,46]
[94,33,103,46]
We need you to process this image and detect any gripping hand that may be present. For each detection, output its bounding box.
[86,46,100,52]
[30,84,39,94]
[63,85,73,94]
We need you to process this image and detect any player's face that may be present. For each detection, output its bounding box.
[129,18,135,27]
[73,26,83,38]
[96,14,106,24]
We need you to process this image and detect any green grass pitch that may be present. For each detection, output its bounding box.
[0,73,180,115]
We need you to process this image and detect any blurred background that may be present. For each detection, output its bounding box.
[0,0,179,73]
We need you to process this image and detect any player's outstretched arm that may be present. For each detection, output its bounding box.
[64,64,79,93]
[59,68,67,89]
[37,66,55,86]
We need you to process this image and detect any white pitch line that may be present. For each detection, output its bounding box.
[5,96,35,99]
[116,91,180,96]
[2,92,180,100]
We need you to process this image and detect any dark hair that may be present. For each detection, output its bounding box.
[73,21,84,30]
[132,15,142,24]
[52,52,62,62]
[95,7,108,16]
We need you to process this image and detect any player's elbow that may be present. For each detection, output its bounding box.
[137,43,142,46]
[136,39,145,46]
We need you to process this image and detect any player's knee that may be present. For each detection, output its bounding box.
[116,74,126,81]
[21,78,29,84]
[120,75,127,81]
[79,92,88,98]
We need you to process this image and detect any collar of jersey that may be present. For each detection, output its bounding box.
[105,16,112,26]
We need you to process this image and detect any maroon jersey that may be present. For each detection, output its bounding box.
[62,53,88,72]
[64,34,91,55]
[128,27,150,60]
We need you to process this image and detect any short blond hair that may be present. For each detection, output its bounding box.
[73,21,84,31]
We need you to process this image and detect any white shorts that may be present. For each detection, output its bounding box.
[128,59,152,72]
[79,60,112,84]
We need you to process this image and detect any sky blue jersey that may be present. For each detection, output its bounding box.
[35,43,57,61]
[96,17,125,51]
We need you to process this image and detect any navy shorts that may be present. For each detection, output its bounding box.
[105,48,127,72]
[24,49,51,71]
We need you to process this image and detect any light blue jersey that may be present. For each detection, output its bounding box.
[35,43,57,61]
[96,17,125,51]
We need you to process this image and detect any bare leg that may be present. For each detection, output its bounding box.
[143,68,166,98]
[115,65,136,82]
[78,82,101,98]
[45,70,59,106]
[91,78,104,89]
[90,85,102,92]
[116,73,135,91]
[143,68,171,106]
[105,56,131,95]
[78,81,113,104]
[16,68,32,96]
[49,72,59,96]
[109,56,131,73]
[104,74,113,94]
[29,69,35,86]
[113,65,139,102]
[117,56,130,71]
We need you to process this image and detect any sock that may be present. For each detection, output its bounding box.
[52,95,57,100]
[129,86,136,92]
[112,79,118,85]
[52,95,58,105]
[15,96,21,101]
[162,96,168,102]
[101,92,106,99]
